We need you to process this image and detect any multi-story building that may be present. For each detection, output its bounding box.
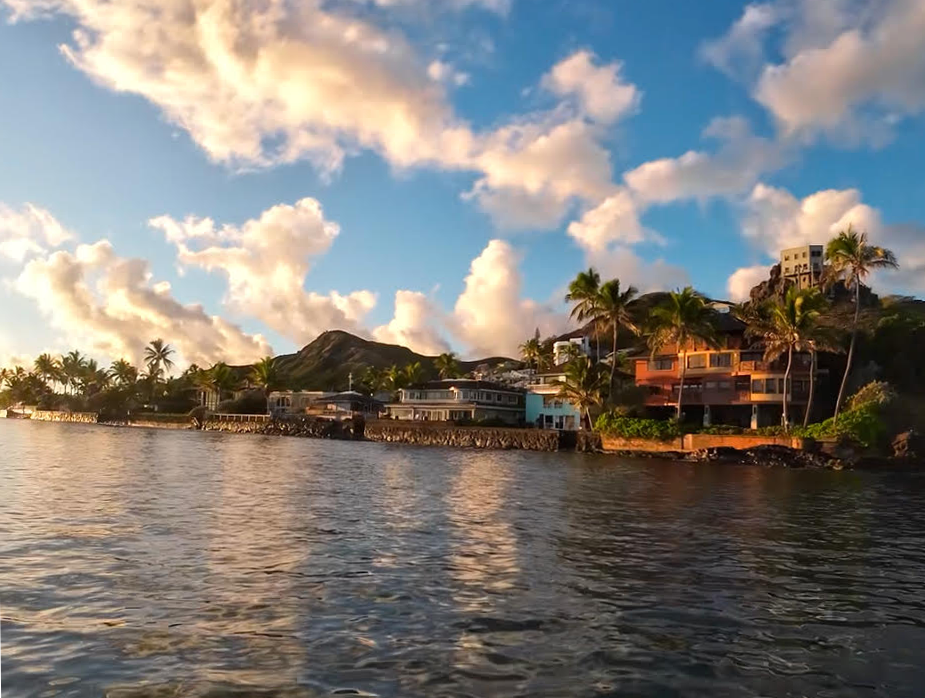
[633,314,814,428]
[525,367,582,430]
[781,244,824,289]
[386,379,525,424]
[553,336,590,366]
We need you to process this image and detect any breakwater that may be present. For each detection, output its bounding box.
[31,410,99,423]
[201,415,361,439]
[364,420,562,451]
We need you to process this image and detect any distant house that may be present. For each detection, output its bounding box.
[267,390,333,416]
[306,391,383,419]
[781,244,824,290]
[525,367,581,431]
[553,336,590,366]
[386,379,525,424]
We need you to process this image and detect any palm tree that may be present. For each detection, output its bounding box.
[208,362,237,401]
[746,287,828,428]
[565,268,601,361]
[110,359,138,386]
[61,351,86,395]
[33,353,59,390]
[803,323,842,428]
[144,339,175,379]
[250,357,281,414]
[592,279,639,397]
[825,226,898,421]
[404,361,425,386]
[555,355,605,430]
[647,287,719,421]
[386,364,407,391]
[519,330,542,371]
[434,352,461,379]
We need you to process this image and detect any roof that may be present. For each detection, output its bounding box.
[406,379,525,393]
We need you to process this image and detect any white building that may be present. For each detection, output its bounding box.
[553,336,590,366]
[781,245,824,289]
[386,379,525,424]
[267,390,333,416]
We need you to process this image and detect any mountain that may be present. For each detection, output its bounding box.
[264,330,516,391]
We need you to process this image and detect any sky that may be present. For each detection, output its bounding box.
[0,0,923,367]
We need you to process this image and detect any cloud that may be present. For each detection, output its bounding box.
[726,264,772,302]
[450,239,564,356]
[152,198,377,347]
[372,290,451,355]
[542,50,641,124]
[590,246,691,294]
[623,116,785,204]
[566,188,650,252]
[0,202,73,262]
[13,238,271,368]
[706,0,925,141]
[737,183,923,294]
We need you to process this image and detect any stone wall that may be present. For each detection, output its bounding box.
[202,415,361,439]
[601,433,808,454]
[31,410,99,424]
[600,435,686,453]
[364,420,561,451]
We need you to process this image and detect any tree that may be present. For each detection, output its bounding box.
[250,356,281,414]
[61,351,86,395]
[555,356,605,430]
[565,268,601,360]
[647,287,719,420]
[434,352,461,379]
[110,359,138,386]
[386,364,407,391]
[144,339,175,379]
[34,353,59,390]
[825,226,898,421]
[592,279,639,398]
[746,287,828,428]
[519,330,542,371]
[208,362,237,400]
[802,323,842,428]
[404,361,425,385]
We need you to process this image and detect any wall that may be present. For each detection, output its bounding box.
[365,420,561,451]
[31,410,99,423]
[202,416,360,439]
[600,435,686,453]
[601,432,808,453]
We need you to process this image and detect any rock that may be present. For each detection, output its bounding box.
[892,430,925,461]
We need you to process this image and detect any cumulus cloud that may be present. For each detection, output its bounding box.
[566,188,650,252]
[733,183,922,295]
[590,246,691,294]
[705,0,925,141]
[623,116,785,204]
[0,202,73,262]
[14,239,271,368]
[542,50,641,124]
[726,264,773,302]
[372,290,451,355]
[152,198,377,347]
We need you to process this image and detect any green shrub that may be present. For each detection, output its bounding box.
[794,403,887,449]
[698,424,746,435]
[595,412,680,440]
[847,381,896,411]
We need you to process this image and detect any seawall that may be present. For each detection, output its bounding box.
[201,415,361,439]
[31,410,99,423]
[601,433,808,454]
[364,420,562,451]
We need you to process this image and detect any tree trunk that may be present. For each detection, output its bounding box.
[609,322,618,401]
[782,345,793,429]
[834,281,861,422]
[804,350,817,428]
[676,358,686,421]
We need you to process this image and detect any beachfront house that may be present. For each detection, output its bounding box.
[386,379,525,424]
[267,390,333,416]
[305,391,383,419]
[631,306,817,428]
[525,367,581,431]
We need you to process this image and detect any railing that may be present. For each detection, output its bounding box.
[209,413,270,423]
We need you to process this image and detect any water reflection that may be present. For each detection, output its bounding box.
[3,421,925,697]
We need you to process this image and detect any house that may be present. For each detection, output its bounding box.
[553,335,590,366]
[267,390,333,416]
[781,244,824,290]
[386,379,525,424]
[632,310,815,428]
[306,391,383,419]
[525,367,581,431]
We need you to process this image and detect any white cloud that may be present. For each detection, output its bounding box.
[726,264,772,302]
[450,239,564,356]
[0,202,73,262]
[566,188,650,252]
[427,59,469,86]
[623,116,785,204]
[706,0,925,141]
[14,239,271,368]
[738,183,922,294]
[542,50,641,124]
[590,245,691,294]
[372,290,451,355]
[152,198,378,347]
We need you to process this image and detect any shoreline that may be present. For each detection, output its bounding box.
[13,410,922,469]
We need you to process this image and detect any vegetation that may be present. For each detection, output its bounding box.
[824,226,898,421]
[555,356,606,429]
[434,352,461,379]
[565,267,602,360]
[646,287,719,420]
[594,279,639,397]
[594,413,680,440]
[249,357,281,413]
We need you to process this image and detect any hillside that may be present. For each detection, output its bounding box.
[263,331,515,391]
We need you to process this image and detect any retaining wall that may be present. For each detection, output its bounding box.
[364,420,561,451]
[601,433,808,453]
[202,415,359,439]
[31,410,99,424]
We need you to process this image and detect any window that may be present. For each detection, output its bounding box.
[709,353,732,368]
[803,251,807,258]
[705,381,717,390]
[648,358,673,371]
[784,254,790,261]
[752,379,765,394]
[719,381,733,390]
[687,354,707,369]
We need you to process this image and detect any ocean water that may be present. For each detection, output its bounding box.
[3,419,925,697]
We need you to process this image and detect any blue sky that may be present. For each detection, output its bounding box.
[1,0,923,365]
